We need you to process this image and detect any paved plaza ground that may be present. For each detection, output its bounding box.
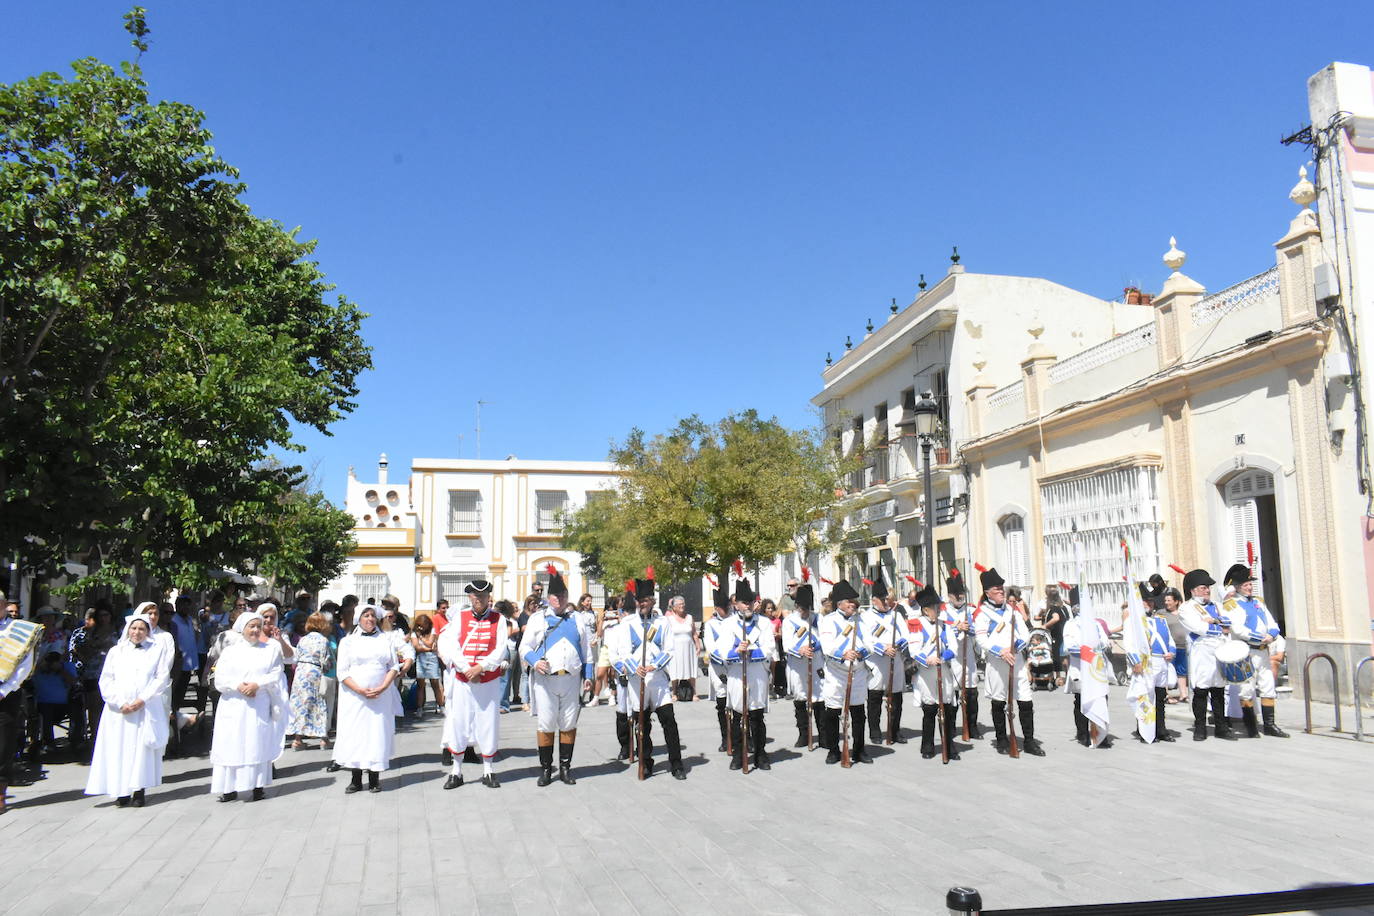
[1,684,1371,915]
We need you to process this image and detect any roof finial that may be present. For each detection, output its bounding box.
[890,297,898,316]
[844,335,853,350]
[950,246,960,265]
[918,273,927,291]
[1290,165,1317,210]
[865,317,874,335]
[825,352,832,366]
[1163,236,1186,274]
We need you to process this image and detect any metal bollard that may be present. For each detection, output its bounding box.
[946,886,982,915]
[1355,656,1373,742]
[1302,653,1342,734]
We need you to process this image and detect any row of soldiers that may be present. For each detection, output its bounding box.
[431,559,1286,785]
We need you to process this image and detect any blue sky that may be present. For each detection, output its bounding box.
[9,2,1373,501]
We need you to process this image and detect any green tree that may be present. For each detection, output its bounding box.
[562,411,856,591]
[255,486,357,594]
[0,8,369,589]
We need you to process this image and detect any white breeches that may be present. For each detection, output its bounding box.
[531,671,581,732]
[444,677,502,756]
[821,658,867,708]
[983,654,1030,702]
[1238,647,1277,702]
[723,662,771,713]
[624,671,672,713]
[915,663,956,705]
[1188,637,1226,690]
[866,651,908,692]
[785,656,823,701]
[1147,655,1178,689]
[708,662,727,701]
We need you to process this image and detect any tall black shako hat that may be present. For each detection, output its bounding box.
[979,567,1005,590]
[634,578,656,601]
[544,564,568,600]
[733,577,755,604]
[1223,564,1256,587]
[915,584,941,608]
[712,584,731,610]
[946,570,967,597]
[793,583,814,611]
[828,579,860,604]
[1182,569,1215,593]
[869,567,888,599]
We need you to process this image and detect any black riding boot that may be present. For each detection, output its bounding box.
[965,688,980,738]
[657,706,686,779]
[920,703,938,758]
[1210,688,1236,739]
[558,740,577,784]
[1191,691,1209,740]
[812,701,828,748]
[943,704,961,760]
[1155,688,1175,742]
[729,711,745,770]
[537,744,555,786]
[793,701,809,747]
[852,703,871,762]
[1261,703,1289,738]
[751,709,770,769]
[1241,705,1260,738]
[1019,701,1045,756]
[1073,693,1090,746]
[716,698,729,752]
[615,712,631,760]
[991,700,1009,753]
[866,691,883,743]
[890,692,906,743]
[823,708,842,764]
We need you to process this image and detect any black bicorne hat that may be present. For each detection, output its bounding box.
[465,580,493,595]
[1223,564,1256,587]
[829,579,860,604]
[979,567,1005,590]
[546,567,568,600]
[1182,569,1215,593]
[870,568,888,599]
[946,574,966,596]
[915,584,941,608]
[794,583,814,611]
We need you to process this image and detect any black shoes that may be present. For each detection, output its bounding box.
[825,749,841,765]
[1024,739,1046,757]
[443,774,462,790]
[219,791,239,802]
[671,766,686,780]
[344,784,361,794]
[115,796,130,808]
[481,772,500,788]
[251,788,265,801]
[754,754,770,771]
[729,758,742,771]
[855,751,874,764]
[325,762,341,773]
[538,768,554,787]
[793,732,807,748]
[559,766,576,785]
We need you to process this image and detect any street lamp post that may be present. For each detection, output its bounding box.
[913,391,940,587]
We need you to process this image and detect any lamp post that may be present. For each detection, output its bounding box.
[913,391,939,586]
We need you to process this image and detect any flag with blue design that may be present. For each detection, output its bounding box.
[1122,545,1156,743]
[1075,538,1110,745]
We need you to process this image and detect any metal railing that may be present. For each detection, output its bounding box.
[1302,653,1342,735]
[1355,656,1374,742]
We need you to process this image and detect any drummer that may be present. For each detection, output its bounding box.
[1178,569,1236,741]
[1221,565,1288,739]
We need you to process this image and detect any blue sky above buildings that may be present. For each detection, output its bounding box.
[9,1,1373,500]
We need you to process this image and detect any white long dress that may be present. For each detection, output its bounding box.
[84,639,170,798]
[210,639,287,793]
[333,630,402,771]
[666,614,697,681]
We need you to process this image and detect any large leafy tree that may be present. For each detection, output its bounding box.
[0,9,369,589]
[563,411,854,591]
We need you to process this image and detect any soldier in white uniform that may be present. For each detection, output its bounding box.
[709,579,776,771]
[1177,568,1237,741]
[973,568,1045,756]
[518,569,594,786]
[610,578,687,780]
[1139,592,1179,743]
[906,585,960,761]
[1062,589,1114,749]
[861,571,907,745]
[1221,564,1288,739]
[941,573,981,739]
[781,583,824,749]
[818,580,872,765]
[703,585,733,753]
[437,581,513,788]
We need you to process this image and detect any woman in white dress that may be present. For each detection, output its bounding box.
[665,597,700,702]
[210,613,287,802]
[333,606,401,793]
[84,614,169,808]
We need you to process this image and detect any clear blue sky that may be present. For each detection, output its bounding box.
[9,2,1373,502]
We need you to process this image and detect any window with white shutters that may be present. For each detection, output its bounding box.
[1224,470,1270,596]
[536,490,568,533]
[354,573,389,605]
[437,572,484,605]
[998,515,1030,590]
[448,490,481,534]
[1039,465,1163,624]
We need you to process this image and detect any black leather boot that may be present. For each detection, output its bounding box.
[559,741,577,784]
[812,702,827,749]
[715,698,729,753]
[1019,701,1045,756]
[1073,693,1090,746]
[891,692,906,743]
[824,708,842,764]
[616,712,631,760]
[852,703,872,763]
[1191,691,1209,740]
[537,744,555,786]
[1261,704,1289,738]
[751,709,770,770]
[866,692,883,743]
[920,704,937,758]
[1241,705,1260,738]
[1155,688,1175,741]
[991,700,1008,753]
[659,706,686,780]
[793,701,809,747]
[943,705,961,760]
[729,712,744,770]
[1211,688,1237,739]
[966,688,981,739]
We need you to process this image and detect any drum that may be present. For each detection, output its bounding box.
[1214,640,1255,683]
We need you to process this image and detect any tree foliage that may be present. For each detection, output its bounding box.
[562,411,855,589]
[0,8,369,589]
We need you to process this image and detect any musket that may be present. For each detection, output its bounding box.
[841,620,855,768]
[1006,614,1021,759]
[637,614,651,780]
[936,611,949,764]
[960,603,972,741]
[885,617,896,746]
[805,619,815,751]
[741,616,751,775]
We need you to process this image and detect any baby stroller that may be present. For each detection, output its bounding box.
[1026,628,1057,691]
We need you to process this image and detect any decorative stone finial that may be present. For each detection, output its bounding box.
[1163,236,1186,273]
[825,352,832,366]
[890,297,898,316]
[1290,165,1317,209]
[918,273,927,291]
[950,246,960,265]
[845,335,853,350]
[865,317,874,335]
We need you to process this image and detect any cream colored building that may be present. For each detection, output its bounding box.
[321,455,621,613]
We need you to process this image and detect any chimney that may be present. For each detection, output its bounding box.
[378,452,389,485]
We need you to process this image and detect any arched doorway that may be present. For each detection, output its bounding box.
[1220,469,1285,631]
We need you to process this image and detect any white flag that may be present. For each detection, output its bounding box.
[1123,585,1157,743]
[1073,540,1110,745]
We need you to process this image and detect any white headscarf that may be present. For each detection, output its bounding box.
[353,605,380,636]
[233,612,263,635]
[132,601,158,627]
[120,613,154,644]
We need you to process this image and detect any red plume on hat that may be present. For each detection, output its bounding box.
[1246,541,1256,567]
[904,574,918,585]
[862,578,873,587]
[801,566,811,582]
[1057,581,1071,591]
[974,563,988,573]
[732,558,744,579]
[705,574,718,588]
[545,563,557,576]
[645,565,655,580]
[624,579,635,595]
[820,576,834,585]
[949,567,961,579]
[1168,564,1187,576]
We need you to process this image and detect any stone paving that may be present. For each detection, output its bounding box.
[2,684,1372,915]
